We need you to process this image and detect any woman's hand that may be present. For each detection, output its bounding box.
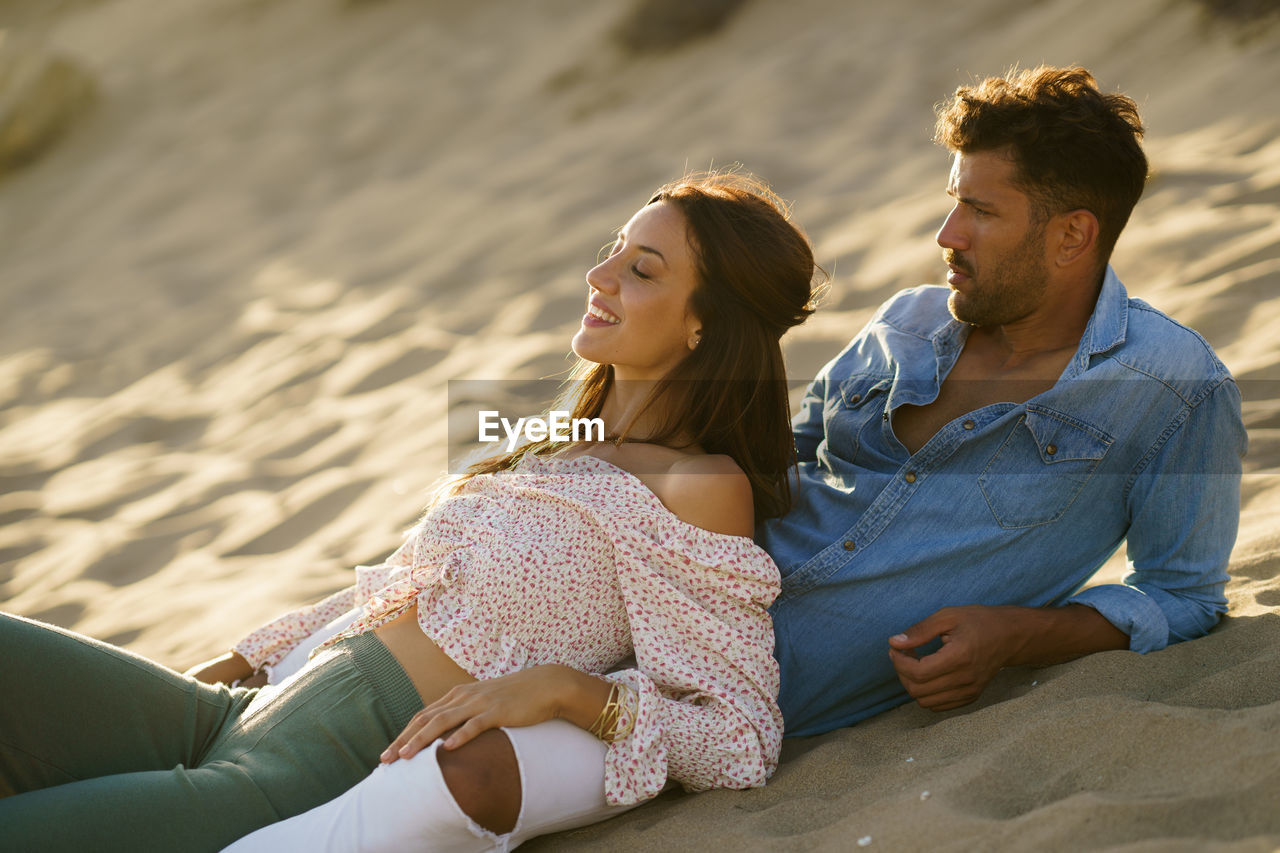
[381,664,612,762]
[184,651,260,686]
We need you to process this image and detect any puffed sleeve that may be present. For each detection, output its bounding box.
[231,532,419,670]
[232,584,360,671]
[600,523,783,806]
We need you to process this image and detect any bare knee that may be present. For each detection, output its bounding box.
[436,728,521,835]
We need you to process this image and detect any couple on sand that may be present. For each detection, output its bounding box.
[0,65,1245,851]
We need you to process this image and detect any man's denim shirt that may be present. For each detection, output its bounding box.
[761,268,1247,737]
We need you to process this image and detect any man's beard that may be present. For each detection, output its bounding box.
[945,228,1049,327]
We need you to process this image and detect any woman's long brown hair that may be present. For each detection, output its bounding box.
[454,171,821,524]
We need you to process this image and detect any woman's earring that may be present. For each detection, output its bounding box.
[691,335,702,348]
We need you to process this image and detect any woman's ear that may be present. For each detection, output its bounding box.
[685,311,703,351]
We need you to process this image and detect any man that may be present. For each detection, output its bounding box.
[228,66,1247,848]
[765,65,1245,735]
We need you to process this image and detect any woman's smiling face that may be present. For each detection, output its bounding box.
[571,200,702,382]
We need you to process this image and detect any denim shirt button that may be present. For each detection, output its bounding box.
[849,393,861,404]
[843,540,856,551]
[1046,444,1058,455]
[962,419,975,430]
[904,471,917,483]
[882,411,889,421]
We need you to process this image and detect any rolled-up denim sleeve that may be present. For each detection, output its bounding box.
[1067,378,1246,652]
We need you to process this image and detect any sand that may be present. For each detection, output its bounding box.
[2,0,1278,849]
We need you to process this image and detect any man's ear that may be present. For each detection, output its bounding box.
[1055,209,1100,267]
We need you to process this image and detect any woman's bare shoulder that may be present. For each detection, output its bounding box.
[659,453,754,538]
[584,443,754,537]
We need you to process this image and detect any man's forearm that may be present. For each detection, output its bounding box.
[1001,603,1130,667]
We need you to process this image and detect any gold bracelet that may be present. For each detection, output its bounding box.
[588,683,637,743]
[609,684,637,742]
[587,683,619,741]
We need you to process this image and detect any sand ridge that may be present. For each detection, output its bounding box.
[2,0,1279,848]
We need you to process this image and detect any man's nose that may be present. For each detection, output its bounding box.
[936,207,967,251]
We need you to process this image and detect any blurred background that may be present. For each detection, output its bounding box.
[1,0,1278,670]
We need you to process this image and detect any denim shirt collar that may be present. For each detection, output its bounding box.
[924,264,1130,382]
[1071,265,1129,374]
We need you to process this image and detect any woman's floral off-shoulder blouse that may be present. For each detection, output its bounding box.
[233,453,783,806]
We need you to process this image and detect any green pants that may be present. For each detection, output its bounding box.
[0,612,424,852]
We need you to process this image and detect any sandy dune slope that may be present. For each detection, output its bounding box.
[2,0,1278,848]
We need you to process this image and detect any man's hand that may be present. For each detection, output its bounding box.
[887,606,1022,711]
[888,604,1130,712]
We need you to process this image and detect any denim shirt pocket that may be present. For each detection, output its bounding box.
[823,376,892,464]
[979,405,1114,529]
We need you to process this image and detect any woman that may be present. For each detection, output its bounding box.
[0,172,820,851]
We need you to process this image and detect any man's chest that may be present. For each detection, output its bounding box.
[890,343,1073,456]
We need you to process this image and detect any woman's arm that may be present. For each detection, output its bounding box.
[185,650,256,685]
[600,496,784,804]
[185,585,362,686]
[381,664,616,760]
[230,583,360,674]
[224,526,418,675]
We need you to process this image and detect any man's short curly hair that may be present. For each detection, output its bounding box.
[934,66,1148,263]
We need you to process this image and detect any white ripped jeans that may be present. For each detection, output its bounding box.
[221,611,632,852]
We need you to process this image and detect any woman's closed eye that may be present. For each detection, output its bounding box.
[606,239,653,279]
